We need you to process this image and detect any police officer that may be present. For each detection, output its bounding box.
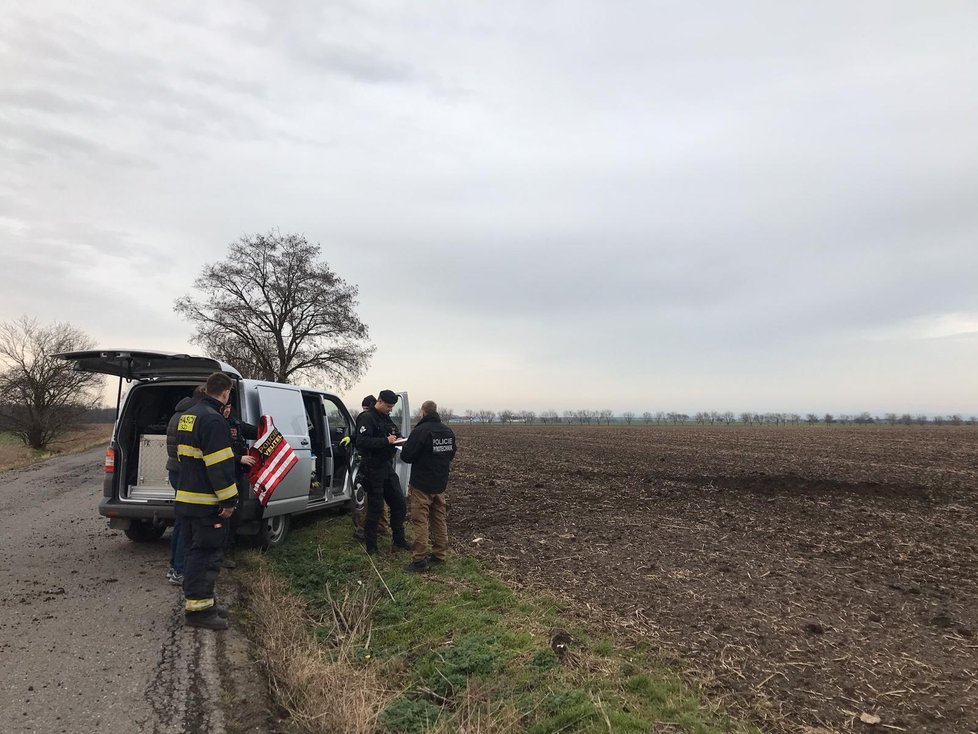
[352,395,392,541]
[400,400,457,572]
[355,389,410,555]
[175,372,239,630]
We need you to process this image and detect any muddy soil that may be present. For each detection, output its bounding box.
[449,425,978,733]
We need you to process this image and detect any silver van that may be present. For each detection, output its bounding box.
[57,349,411,548]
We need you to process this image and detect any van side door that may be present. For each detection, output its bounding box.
[322,395,354,497]
[255,384,312,517]
[392,391,411,495]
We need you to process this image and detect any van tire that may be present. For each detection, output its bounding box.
[255,514,290,550]
[124,519,166,543]
[348,475,366,511]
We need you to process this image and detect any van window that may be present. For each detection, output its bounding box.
[323,398,345,433]
[256,385,308,437]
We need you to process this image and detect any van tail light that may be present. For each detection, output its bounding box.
[104,447,116,474]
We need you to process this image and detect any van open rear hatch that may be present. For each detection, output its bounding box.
[55,349,242,380]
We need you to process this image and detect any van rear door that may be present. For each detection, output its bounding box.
[54,349,242,380]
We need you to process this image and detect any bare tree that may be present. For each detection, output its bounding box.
[0,317,102,449]
[623,411,635,425]
[598,409,613,425]
[174,231,374,388]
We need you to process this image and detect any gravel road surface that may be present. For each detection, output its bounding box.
[0,448,271,734]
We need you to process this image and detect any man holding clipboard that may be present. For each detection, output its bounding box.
[354,389,411,555]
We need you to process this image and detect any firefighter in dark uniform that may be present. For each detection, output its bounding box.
[175,372,239,630]
[354,389,410,555]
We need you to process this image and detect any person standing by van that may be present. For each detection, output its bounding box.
[220,402,258,569]
[175,372,239,630]
[352,395,391,542]
[164,385,205,585]
[400,400,457,572]
[355,389,410,555]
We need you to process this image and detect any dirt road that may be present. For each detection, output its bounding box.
[0,449,273,734]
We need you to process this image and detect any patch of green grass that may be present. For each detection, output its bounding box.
[260,516,757,734]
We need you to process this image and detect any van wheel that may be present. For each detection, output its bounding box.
[346,479,367,524]
[255,515,290,550]
[124,520,166,543]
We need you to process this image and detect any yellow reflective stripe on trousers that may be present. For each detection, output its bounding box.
[174,490,220,505]
[177,444,203,459]
[186,598,214,612]
[214,483,238,501]
[203,447,234,466]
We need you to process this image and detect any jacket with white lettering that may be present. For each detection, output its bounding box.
[174,396,239,517]
[399,412,456,493]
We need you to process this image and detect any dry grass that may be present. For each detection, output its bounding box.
[244,566,397,734]
[426,683,525,734]
[0,423,111,471]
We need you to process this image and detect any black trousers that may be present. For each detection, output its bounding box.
[181,514,226,616]
[362,463,406,547]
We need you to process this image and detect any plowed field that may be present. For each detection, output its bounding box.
[447,425,978,733]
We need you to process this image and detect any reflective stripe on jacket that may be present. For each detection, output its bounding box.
[175,396,238,517]
[165,396,197,473]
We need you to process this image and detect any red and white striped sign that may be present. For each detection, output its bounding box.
[248,415,299,507]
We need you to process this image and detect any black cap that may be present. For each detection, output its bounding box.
[362,394,376,408]
[378,389,399,405]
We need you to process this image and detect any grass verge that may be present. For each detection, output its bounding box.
[236,515,757,734]
[0,424,112,471]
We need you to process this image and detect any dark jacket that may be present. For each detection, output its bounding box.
[174,396,238,517]
[228,417,258,479]
[399,412,456,493]
[165,396,198,473]
[354,407,401,468]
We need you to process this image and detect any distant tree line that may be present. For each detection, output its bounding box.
[445,410,978,426]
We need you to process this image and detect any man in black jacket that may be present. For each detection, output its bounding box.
[399,400,457,572]
[175,372,239,630]
[164,385,205,585]
[354,389,410,555]
[219,402,258,568]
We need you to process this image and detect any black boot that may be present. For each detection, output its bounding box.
[392,531,411,552]
[185,613,229,630]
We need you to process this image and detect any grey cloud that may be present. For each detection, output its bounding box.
[2,1,977,413]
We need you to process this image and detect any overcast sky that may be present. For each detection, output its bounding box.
[2,1,977,415]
